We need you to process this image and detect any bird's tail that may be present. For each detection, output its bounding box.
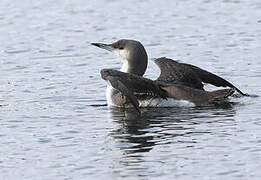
[208,88,235,104]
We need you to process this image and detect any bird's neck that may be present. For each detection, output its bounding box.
[120,58,148,76]
[120,61,129,73]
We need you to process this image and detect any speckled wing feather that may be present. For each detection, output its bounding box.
[100,69,168,112]
[105,75,141,114]
[154,57,204,89]
[183,63,247,96]
[154,57,247,96]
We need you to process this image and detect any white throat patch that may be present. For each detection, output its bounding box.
[114,49,130,73]
[120,61,129,72]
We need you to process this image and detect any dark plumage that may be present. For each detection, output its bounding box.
[101,69,235,112]
[91,39,247,114]
[101,69,167,99]
[155,57,246,96]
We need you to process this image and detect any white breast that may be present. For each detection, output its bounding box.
[106,85,115,106]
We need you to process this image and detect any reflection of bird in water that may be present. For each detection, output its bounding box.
[109,106,236,155]
[92,39,247,114]
[109,108,155,154]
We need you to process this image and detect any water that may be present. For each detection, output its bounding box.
[0,0,261,179]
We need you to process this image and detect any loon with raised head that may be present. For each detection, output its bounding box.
[91,39,246,114]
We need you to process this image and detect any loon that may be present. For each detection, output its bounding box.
[91,39,246,114]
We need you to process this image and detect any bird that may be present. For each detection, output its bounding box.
[91,39,247,114]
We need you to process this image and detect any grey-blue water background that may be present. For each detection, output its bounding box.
[1,0,261,179]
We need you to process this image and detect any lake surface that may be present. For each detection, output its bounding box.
[1,0,261,179]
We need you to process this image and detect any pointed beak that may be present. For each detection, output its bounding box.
[91,43,114,52]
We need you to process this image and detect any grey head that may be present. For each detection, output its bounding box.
[91,39,148,76]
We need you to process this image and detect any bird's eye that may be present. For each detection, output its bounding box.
[119,47,124,50]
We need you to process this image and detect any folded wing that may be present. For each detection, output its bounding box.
[100,69,168,113]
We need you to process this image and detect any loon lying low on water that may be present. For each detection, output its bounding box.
[91,39,247,114]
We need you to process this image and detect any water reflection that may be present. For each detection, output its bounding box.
[109,104,237,157]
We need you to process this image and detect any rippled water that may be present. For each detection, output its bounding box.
[1,0,261,179]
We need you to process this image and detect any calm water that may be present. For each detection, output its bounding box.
[1,0,261,179]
